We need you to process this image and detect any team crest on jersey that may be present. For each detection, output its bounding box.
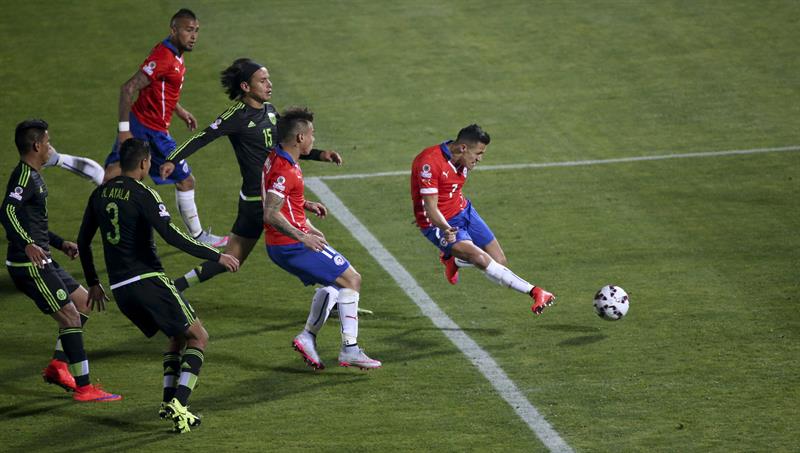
[420,164,432,179]
[334,255,345,266]
[56,289,67,301]
[158,203,170,218]
[8,186,23,201]
[462,167,468,177]
[272,176,286,191]
[268,112,277,125]
[143,61,157,76]
[210,118,222,130]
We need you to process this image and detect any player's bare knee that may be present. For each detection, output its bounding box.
[338,267,361,292]
[176,174,195,191]
[186,320,209,349]
[55,303,82,328]
[69,287,90,314]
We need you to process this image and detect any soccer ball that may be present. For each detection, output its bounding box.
[593,285,629,320]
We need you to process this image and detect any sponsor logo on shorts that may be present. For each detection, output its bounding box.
[158,203,170,217]
[439,237,448,247]
[334,255,345,266]
[143,61,157,76]
[56,289,67,301]
[420,163,432,179]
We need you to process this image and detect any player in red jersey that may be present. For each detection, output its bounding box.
[103,9,227,248]
[263,108,381,370]
[411,124,556,315]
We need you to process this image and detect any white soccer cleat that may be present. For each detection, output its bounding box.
[292,331,325,370]
[338,346,382,370]
[195,229,229,248]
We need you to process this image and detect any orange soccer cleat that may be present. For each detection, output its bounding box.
[73,384,122,402]
[530,287,556,315]
[439,252,459,285]
[42,359,77,392]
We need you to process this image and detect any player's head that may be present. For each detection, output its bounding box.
[169,8,199,53]
[220,58,271,102]
[119,138,151,177]
[452,124,490,170]
[15,119,50,162]
[277,107,315,154]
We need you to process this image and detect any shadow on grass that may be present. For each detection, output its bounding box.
[536,324,607,346]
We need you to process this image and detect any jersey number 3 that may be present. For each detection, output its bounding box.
[105,202,121,245]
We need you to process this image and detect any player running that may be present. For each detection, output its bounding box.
[263,108,381,370]
[411,124,556,315]
[103,8,227,247]
[159,58,341,292]
[77,138,239,432]
[1,119,121,402]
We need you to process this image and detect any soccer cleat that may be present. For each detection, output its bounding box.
[195,228,229,248]
[73,384,122,402]
[530,287,556,315]
[439,252,459,285]
[159,402,169,419]
[338,346,382,370]
[292,332,325,370]
[42,359,77,392]
[164,398,201,433]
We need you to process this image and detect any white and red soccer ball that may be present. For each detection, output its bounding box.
[593,285,629,320]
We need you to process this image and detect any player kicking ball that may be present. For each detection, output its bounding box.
[411,124,556,315]
[262,108,380,371]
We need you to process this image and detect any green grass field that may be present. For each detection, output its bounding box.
[1,1,798,451]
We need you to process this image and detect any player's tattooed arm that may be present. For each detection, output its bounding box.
[118,71,150,142]
[264,192,327,251]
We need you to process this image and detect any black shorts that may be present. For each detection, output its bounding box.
[7,259,80,314]
[231,198,264,239]
[111,273,197,338]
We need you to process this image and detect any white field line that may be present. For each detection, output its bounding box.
[318,145,800,180]
[305,178,574,453]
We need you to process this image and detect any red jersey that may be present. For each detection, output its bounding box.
[131,39,186,132]
[262,147,308,246]
[411,141,469,228]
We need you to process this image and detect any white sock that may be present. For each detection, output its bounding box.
[176,189,203,237]
[337,288,359,347]
[304,286,339,335]
[483,259,534,294]
[50,151,105,185]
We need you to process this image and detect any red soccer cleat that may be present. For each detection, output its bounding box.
[530,287,556,315]
[42,359,77,392]
[73,384,122,402]
[439,252,459,285]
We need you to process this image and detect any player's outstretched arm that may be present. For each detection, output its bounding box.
[302,149,343,165]
[138,187,221,262]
